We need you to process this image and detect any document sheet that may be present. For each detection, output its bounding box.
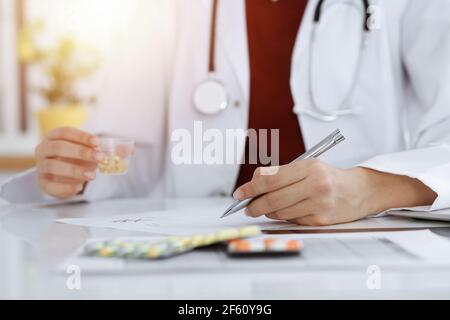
[57,207,287,236]
[57,207,450,236]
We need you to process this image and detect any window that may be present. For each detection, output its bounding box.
[0,0,35,170]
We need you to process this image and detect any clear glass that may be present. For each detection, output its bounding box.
[97,138,135,175]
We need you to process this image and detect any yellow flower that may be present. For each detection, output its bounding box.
[17,20,100,106]
[18,20,46,63]
[18,32,35,62]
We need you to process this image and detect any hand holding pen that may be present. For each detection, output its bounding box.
[222,129,345,217]
[221,130,372,226]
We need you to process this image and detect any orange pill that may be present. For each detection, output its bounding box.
[286,240,302,251]
[233,240,251,252]
[263,238,276,250]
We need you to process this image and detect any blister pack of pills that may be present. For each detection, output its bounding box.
[84,226,261,260]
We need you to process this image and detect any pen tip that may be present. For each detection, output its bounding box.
[221,201,238,219]
[220,211,230,219]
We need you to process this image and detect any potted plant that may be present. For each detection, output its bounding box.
[18,21,99,135]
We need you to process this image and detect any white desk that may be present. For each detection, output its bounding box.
[1,197,450,300]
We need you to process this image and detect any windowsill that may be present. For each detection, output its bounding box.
[0,156,34,171]
[0,134,37,171]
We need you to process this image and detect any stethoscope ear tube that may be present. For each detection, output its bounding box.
[208,0,219,73]
[363,0,370,31]
[314,0,371,32]
[305,0,371,121]
[197,0,372,118]
[313,0,325,23]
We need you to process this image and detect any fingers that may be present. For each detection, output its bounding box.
[262,190,337,224]
[36,127,104,163]
[36,127,102,199]
[41,140,105,163]
[289,215,334,227]
[234,159,316,200]
[41,159,97,181]
[263,199,315,221]
[265,197,336,226]
[38,178,84,199]
[45,127,100,147]
[246,180,312,217]
[46,174,87,185]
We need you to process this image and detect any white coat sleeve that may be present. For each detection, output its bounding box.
[359,0,450,211]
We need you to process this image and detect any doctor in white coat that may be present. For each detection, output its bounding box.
[2,0,449,226]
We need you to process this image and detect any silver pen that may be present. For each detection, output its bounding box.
[220,129,346,218]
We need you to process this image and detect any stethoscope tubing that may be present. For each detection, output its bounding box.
[196,0,372,120]
[305,0,371,121]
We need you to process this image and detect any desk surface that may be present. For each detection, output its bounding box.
[1,197,450,300]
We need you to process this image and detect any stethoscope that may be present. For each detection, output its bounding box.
[193,0,372,121]
[192,0,229,115]
[303,0,371,121]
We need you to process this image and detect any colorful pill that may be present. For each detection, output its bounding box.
[99,246,114,257]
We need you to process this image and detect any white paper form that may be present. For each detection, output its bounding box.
[57,207,287,236]
[57,206,450,236]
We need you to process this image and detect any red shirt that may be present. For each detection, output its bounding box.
[235,0,308,188]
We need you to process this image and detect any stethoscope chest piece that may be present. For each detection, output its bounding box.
[192,0,229,116]
[193,77,229,115]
